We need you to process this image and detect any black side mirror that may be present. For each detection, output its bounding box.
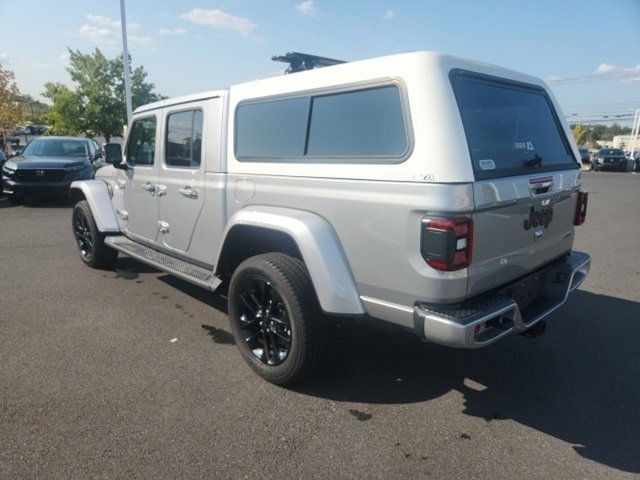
[104,143,127,169]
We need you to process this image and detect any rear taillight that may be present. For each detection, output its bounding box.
[574,190,588,226]
[420,217,473,271]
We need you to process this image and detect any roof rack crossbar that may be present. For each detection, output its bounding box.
[271,51,347,74]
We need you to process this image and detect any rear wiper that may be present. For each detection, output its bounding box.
[524,154,543,168]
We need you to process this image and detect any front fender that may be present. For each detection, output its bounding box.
[217,206,364,315]
[70,180,119,233]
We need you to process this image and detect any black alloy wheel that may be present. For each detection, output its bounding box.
[236,275,292,366]
[71,200,117,268]
[73,208,94,260]
[228,253,326,385]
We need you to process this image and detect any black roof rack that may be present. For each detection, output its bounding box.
[272,52,346,74]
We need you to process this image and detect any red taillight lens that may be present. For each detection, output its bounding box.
[574,190,588,226]
[421,217,473,271]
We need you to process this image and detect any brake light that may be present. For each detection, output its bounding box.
[421,217,473,271]
[574,190,588,226]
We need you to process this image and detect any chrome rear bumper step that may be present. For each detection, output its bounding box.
[105,235,222,291]
[414,250,591,348]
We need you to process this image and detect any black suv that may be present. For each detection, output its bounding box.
[1,136,102,203]
[593,148,628,172]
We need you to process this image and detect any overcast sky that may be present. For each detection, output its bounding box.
[1,0,638,125]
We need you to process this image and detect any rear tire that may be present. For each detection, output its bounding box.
[72,200,117,269]
[228,253,326,385]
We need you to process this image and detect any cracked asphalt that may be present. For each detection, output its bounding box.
[1,171,639,479]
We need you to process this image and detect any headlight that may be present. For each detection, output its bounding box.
[2,165,16,174]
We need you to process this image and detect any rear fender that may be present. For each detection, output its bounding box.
[216,206,364,315]
[69,180,119,232]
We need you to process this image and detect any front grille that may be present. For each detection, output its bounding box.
[16,169,66,182]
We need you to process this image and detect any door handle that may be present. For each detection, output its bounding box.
[143,182,155,193]
[178,186,198,199]
[156,184,167,196]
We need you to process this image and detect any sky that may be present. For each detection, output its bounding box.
[0,0,639,125]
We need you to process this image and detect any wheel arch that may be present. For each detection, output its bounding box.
[215,206,364,315]
[69,180,120,233]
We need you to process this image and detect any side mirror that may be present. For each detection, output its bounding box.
[104,143,127,169]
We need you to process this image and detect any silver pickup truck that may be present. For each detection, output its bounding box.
[69,51,590,385]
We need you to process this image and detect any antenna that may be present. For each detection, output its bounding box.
[272,52,346,74]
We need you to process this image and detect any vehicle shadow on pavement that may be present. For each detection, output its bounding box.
[294,290,640,474]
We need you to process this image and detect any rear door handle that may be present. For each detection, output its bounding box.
[143,181,155,193]
[178,186,198,199]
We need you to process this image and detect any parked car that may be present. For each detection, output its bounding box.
[69,51,591,385]
[592,148,629,171]
[0,148,7,170]
[578,148,590,164]
[1,136,102,203]
[2,130,20,148]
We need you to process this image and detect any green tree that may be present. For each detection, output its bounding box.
[41,83,83,136]
[21,94,50,124]
[43,48,163,140]
[571,123,588,147]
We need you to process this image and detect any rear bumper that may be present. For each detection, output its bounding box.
[413,250,591,348]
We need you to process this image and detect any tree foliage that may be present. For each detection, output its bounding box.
[43,48,163,140]
[571,124,588,147]
[21,94,50,124]
[0,63,24,128]
[570,122,632,148]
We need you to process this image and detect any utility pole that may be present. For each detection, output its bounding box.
[119,0,133,127]
[630,109,639,160]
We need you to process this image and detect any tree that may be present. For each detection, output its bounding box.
[41,83,84,136]
[21,94,50,124]
[571,124,588,147]
[0,63,24,150]
[43,48,163,141]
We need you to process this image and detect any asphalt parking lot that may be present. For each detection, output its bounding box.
[0,171,639,479]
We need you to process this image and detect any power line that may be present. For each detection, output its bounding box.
[547,72,639,85]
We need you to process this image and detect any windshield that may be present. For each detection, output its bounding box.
[599,149,624,156]
[451,71,577,179]
[22,139,88,157]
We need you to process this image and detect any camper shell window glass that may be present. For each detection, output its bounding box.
[451,70,578,180]
[235,97,309,158]
[235,83,410,162]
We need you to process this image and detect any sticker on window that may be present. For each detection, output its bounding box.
[479,159,496,170]
[515,141,535,151]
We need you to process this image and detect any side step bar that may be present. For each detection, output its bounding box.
[105,235,222,291]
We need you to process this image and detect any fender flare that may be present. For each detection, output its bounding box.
[216,206,364,315]
[69,180,120,233]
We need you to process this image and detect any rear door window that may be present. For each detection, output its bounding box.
[451,71,577,179]
[165,109,203,168]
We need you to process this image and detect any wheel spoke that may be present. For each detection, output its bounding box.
[240,292,258,316]
[260,331,272,363]
[272,329,291,343]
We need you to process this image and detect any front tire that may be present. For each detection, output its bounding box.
[72,200,117,268]
[228,253,326,385]
[6,193,24,205]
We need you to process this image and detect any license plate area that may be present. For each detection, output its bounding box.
[506,269,548,309]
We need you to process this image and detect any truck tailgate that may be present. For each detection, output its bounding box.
[467,170,580,297]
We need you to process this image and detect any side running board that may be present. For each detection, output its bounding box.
[105,235,222,291]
